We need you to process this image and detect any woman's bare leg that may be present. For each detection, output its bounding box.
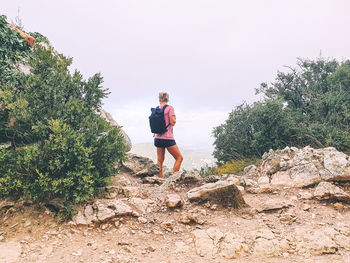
[157,147,166,178]
[167,145,183,172]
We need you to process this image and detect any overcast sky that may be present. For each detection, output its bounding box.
[2,1,350,152]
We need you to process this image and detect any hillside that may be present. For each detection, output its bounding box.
[2,146,350,262]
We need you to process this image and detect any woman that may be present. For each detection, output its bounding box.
[154,92,183,178]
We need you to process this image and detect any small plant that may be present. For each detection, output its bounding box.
[198,164,217,178]
[271,158,281,170]
[216,158,258,176]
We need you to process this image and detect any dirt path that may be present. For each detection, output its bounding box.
[1,172,350,263]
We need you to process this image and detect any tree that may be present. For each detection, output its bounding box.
[213,57,350,163]
[0,16,125,205]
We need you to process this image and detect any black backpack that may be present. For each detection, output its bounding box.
[149,105,169,134]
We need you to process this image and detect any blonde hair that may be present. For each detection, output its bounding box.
[159,92,169,103]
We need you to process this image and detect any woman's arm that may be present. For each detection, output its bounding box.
[170,115,176,126]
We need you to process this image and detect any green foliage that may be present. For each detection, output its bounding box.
[198,164,217,178]
[213,57,350,163]
[216,159,258,176]
[0,16,125,208]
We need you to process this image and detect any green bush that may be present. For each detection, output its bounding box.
[213,57,350,162]
[216,159,258,176]
[0,16,125,208]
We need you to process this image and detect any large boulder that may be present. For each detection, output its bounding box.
[243,146,350,191]
[123,153,160,177]
[313,182,350,203]
[99,109,132,152]
[162,171,202,188]
[187,179,246,208]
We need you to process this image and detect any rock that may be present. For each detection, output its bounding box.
[99,109,132,152]
[294,228,338,255]
[121,186,139,197]
[95,202,116,222]
[165,194,184,208]
[74,211,88,226]
[251,228,289,257]
[187,179,246,208]
[0,241,21,263]
[45,198,65,212]
[323,147,350,181]
[160,219,176,231]
[243,165,259,179]
[179,213,205,225]
[162,171,202,188]
[142,176,164,185]
[192,228,247,259]
[219,232,248,259]
[251,146,350,191]
[84,205,96,224]
[255,199,291,213]
[0,200,15,210]
[128,197,154,215]
[270,163,321,188]
[107,200,134,216]
[123,153,160,177]
[313,182,350,203]
[202,175,220,183]
[138,217,148,224]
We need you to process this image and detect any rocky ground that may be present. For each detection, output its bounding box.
[2,147,350,263]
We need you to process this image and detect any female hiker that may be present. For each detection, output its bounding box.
[154,92,183,178]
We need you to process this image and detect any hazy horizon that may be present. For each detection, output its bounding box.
[2,0,350,153]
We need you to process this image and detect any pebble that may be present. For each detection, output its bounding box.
[72,250,82,256]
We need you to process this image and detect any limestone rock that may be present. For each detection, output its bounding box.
[251,228,289,257]
[192,228,247,259]
[123,153,160,177]
[323,147,350,181]
[165,194,184,208]
[294,228,338,255]
[313,182,350,202]
[202,175,221,183]
[107,200,134,216]
[247,146,350,191]
[187,179,245,208]
[84,205,96,224]
[74,211,88,226]
[243,165,259,179]
[163,171,202,188]
[270,163,321,188]
[128,197,154,214]
[95,202,116,222]
[99,109,132,152]
[142,176,164,185]
[255,198,292,213]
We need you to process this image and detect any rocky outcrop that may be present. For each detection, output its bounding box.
[99,109,132,152]
[162,171,202,188]
[187,179,246,208]
[192,227,248,259]
[73,198,156,225]
[243,146,350,192]
[123,153,159,177]
[165,194,184,208]
[313,182,350,203]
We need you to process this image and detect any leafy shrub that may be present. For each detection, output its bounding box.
[213,57,350,162]
[216,159,258,176]
[0,16,125,210]
[198,164,217,178]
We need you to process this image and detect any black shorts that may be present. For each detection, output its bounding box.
[154,138,176,148]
